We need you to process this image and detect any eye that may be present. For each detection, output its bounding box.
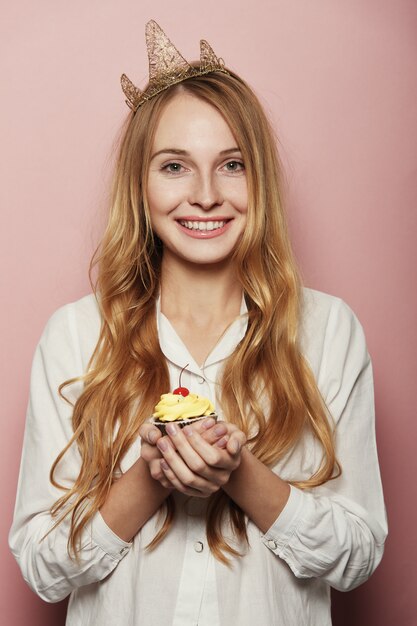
[223,160,245,173]
[162,162,183,174]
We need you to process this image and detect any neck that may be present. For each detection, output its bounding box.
[159,254,243,323]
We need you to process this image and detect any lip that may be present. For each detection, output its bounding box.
[175,218,232,239]
[176,216,232,222]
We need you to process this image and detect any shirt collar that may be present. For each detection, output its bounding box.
[156,295,248,375]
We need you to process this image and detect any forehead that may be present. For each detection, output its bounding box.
[152,92,237,151]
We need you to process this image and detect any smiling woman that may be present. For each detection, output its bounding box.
[9,20,387,626]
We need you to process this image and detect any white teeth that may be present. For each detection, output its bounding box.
[179,220,227,231]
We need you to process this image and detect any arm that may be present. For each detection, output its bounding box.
[9,303,166,602]
[99,457,170,542]
[225,297,388,591]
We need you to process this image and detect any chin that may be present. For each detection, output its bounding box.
[182,255,231,267]
[161,241,234,264]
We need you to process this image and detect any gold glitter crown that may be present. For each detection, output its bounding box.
[121,20,229,111]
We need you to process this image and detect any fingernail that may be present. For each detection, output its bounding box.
[157,439,168,452]
[161,460,169,471]
[202,417,215,429]
[183,426,193,437]
[148,431,157,444]
[166,423,178,436]
[214,424,226,436]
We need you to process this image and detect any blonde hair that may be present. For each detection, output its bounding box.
[50,70,340,563]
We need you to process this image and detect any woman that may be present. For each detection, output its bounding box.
[9,21,387,625]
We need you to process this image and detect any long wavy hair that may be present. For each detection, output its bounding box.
[49,69,340,563]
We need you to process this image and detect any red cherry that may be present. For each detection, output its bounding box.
[173,363,190,397]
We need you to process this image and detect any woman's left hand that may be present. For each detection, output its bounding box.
[156,421,247,497]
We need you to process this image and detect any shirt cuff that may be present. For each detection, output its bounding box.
[261,485,306,555]
[90,511,132,560]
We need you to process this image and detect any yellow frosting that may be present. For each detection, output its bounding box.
[153,393,215,422]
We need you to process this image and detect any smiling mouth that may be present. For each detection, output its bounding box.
[178,219,229,232]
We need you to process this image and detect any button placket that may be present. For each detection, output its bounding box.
[172,511,210,626]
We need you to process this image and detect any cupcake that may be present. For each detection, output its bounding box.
[152,391,217,435]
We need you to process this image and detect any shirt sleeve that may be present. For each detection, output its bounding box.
[8,303,132,603]
[261,297,388,591]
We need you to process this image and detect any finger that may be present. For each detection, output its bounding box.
[140,442,163,463]
[157,432,227,488]
[200,422,228,445]
[159,459,218,497]
[164,423,225,472]
[214,435,229,449]
[226,431,247,455]
[148,459,172,489]
[183,427,243,472]
[139,423,162,445]
[193,417,217,433]
[157,433,207,482]
[183,426,236,468]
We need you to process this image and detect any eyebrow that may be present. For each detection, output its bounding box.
[150,147,241,160]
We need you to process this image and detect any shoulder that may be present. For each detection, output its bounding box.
[39,293,101,370]
[301,287,354,323]
[42,293,101,341]
[300,287,364,338]
[299,287,369,379]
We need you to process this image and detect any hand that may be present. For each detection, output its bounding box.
[155,421,246,497]
[139,417,227,490]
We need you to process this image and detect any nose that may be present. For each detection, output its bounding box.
[188,172,223,211]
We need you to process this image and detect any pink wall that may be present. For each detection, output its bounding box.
[2,1,416,623]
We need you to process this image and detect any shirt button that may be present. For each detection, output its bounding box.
[267,539,277,550]
[194,541,204,553]
[198,377,205,384]
[119,547,128,555]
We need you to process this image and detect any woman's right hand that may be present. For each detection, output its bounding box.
[156,421,246,497]
[139,417,228,489]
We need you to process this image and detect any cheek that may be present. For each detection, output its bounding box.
[233,188,248,214]
[146,193,168,223]
[227,179,248,212]
[147,182,183,216]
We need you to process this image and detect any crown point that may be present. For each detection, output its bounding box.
[120,73,142,111]
[146,20,191,82]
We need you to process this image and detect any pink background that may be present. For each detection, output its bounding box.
[1,1,416,624]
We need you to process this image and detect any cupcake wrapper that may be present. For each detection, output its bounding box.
[151,413,217,436]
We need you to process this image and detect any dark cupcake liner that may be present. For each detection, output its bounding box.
[151,413,217,436]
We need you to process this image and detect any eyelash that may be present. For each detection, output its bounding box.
[161,160,245,175]
[224,160,245,173]
[162,163,184,174]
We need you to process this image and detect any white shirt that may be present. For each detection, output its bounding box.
[9,288,387,626]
